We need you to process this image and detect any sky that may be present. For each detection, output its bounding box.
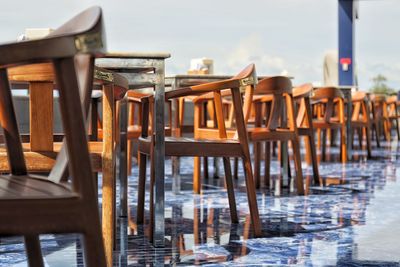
[0,0,399,90]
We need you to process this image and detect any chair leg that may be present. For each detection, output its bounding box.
[375,122,381,148]
[291,138,305,195]
[127,140,133,176]
[24,235,44,267]
[384,119,391,141]
[254,141,261,189]
[272,141,277,157]
[193,157,201,193]
[222,157,238,223]
[349,128,355,149]
[264,142,271,188]
[340,126,347,163]
[365,126,372,159]
[83,228,107,267]
[136,153,147,224]
[358,128,363,148]
[322,129,327,161]
[233,157,239,179]
[308,134,320,186]
[242,156,262,237]
[330,129,337,147]
[203,157,209,179]
[317,129,321,151]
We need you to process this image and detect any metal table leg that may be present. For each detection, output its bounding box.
[153,61,165,247]
[118,98,128,217]
[172,97,181,194]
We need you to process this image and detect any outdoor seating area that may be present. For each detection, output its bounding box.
[1,2,400,267]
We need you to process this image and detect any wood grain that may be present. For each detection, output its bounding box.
[29,82,54,151]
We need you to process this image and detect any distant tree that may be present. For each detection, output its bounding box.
[369,74,396,95]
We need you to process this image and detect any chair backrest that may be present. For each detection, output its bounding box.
[351,91,369,122]
[352,91,367,102]
[255,76,293,131]
[211,64,257,138]
[370,94,388,119]
[293,83,313,99]
[193,64,257,138]
[312,87,344,123]
[293,83,313,127]
[0,6,105,198]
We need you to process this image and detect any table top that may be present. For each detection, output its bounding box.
[165,74,293,87]
[103,51,171,59]
[314,85,358,91]
[166,74,293,79]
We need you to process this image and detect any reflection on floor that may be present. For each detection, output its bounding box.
[2,141,400,266]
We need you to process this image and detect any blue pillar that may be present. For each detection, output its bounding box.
[338,0,356,86]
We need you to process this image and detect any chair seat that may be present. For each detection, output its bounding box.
[351,120,368,127]
[313,119,343,129]
[0,174,75,200]
[248,127,296,141]
[138,136,242,157]
[0,142,102,172]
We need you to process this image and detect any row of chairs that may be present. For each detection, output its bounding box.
[125,65,339,238]
[125,67,400,241]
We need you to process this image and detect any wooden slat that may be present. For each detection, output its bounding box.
[0,175,73,198]
[8,63,55,82]
[29,82,54,151]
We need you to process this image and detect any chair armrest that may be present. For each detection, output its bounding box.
[126,91,152,103]
[252,94,273,103]
[192,89,233,103]
[165,87,206,99]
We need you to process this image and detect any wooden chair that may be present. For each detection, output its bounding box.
[350,91,372,158]
[137,64,262,237]
[293,84,320,185]
[0,6,106,267]
[370,94,391,145]
[386,95,400,140]
[250,77,305,193]
[6,63,128,267]
[311,87,347,163]
[124,91,173,175]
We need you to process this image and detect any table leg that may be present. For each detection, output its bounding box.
[172,98,181,194]
[153,63,165,247]
[102,84,116,267]
[118,98,128,217]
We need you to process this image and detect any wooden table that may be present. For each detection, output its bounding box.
[96,52,170,247]
[7,63,128,267]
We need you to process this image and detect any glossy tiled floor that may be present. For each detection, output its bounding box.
[2,140,400,266]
